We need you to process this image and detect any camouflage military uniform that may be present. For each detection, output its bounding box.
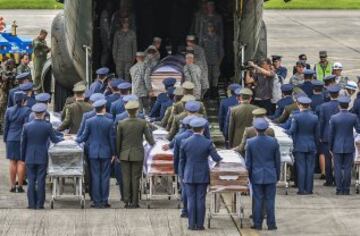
[0,66,16,132]
[193,44,209,97]
[112,30,137,81]
[130,60,149,113]
[32,37,50,91]
[100,9,111,66]
[183,64,202,100]
[199,14,223,42]
[16,63,31,75]
[200,33,224,88]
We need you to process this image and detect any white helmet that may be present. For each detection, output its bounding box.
[333,62,343,70]
[345,80,358,91]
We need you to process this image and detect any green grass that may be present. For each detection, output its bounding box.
[265,0,360,9]
[0,0,63,9]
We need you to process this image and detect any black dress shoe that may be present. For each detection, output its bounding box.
[323,182,333,187]
[268,225,278,230]
[180,212,188,218]
[17,186,25,193]
[297,192,307,195]
[103,203,111,208]
[188,226,196,230]
[10,187,16,193]
[251,225,262,230]
[23,179,28,185]
[124,203,131,208]
[132,204,140,208]
[320,174,326,180]
[197,226,205,231]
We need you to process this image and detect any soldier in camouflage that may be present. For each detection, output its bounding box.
[192,0,208,36]
[100,2,112,66]
[112,18,137,81]
[183,54,202,100]
[199,23,224,93]
[198,1,223,43]
[186,36,209,98]
[16,54,31,75]
[32,29,50,91]
[145,37,162,61]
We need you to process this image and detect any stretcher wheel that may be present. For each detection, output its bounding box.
[50,200,54,209]
[80,200,85,209]
[168,196,171,200]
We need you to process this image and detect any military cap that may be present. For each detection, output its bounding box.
[181,94,196,102]
[96,67,110,76]
[174,86,184,96]
[323,75,336,82]
[311,80,324,87]
[110,79,124,88]
[271,55,282,61]
[125,100,140,110]
[296,60,306,67]
[253,118,269,130]
[337,96,351,104]
[185,101,201,112]
[252,108,267,117]
[303,69,315,76]
[345,80,358,91]
[167,87,175,96]
[229,83,241,92]
[319,51,328,58]
[153,37,162,42]
[297,96,312,105]
[163,77,177,88]
[295,93,307,101]
[118,82,131,90]
[182,81,195,90]
[147,45,157,52]
[19,82,33,91]
[73,83,86,92]
[293,86,305,95]
[189,117,207,128]
[235,88,253,96]
[186,35,196,41]
[281,84,293,92]
[92,99,107,108]
[89,93,105,103]
[35,93,51,102]
[327,84,341,93]
[182,115,197,125]
[136,52,145,57]
[32,103,47,113]
[14,91,26,103]
[123,94,138,103]
[15,72,31,81]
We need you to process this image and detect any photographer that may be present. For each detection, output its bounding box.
[246,58,277,115]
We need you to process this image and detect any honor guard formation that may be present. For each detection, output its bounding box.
[1,1,360,232]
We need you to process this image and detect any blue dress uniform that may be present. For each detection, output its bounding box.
[299,69,315,97]
[329,96,360,195]
[269,84,293,120]
[319,85,340,185]
[22,103,64,209]
[272,55,288,83]
[245,118,281,230]
[28,93,52,122]
[180,117,222,230]
[19,82,36,108]
[110,82,132,118]
[76,99,116,207]
[351,92,360,120]
[89,67,109,95]
[7,72,31,107]
[287,97,318,194]
[149,77,177,118]
[105,79,123,112]
[4,92,31,161]
[279,109,300,130]
[173,115,195,217]
[218,83,241,136]
[311,80,325,115]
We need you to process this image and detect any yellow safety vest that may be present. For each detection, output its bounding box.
[316,62,332,81]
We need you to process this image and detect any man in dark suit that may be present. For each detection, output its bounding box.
[329,96,360,195]
[245,118,281,230]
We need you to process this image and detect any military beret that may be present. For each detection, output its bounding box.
[311,80,324,87]
[153,37,162,42]
[174,86,184,96]
[96,67,110,76]
[182,81,195,90]
[167,87,175,96]
[327,84,341,93]
[229,83,241,92]
[281,84,293,92]
[32,103,47,113]
[181,94,196,102]
[252,108,267,116]
[118,82,132,90]
[125,100,140,110]
[292,86,305,95]
[73,83,86,92]
[186,35,196,41]
[253,118,269,130]
[185,101,201,112]
[15,72,31,81]
[296,60,306,67]
[123,94,138,103]
[163,77,177,88]
[337,95,351,104]
[345,80,358,91]
[189,117,207,128]
[19,82,33,91]
[271,55,282,61]
[92,99,107,108]
[35,93,51,102]
[110,79,124,88]
[297,96,312,105]
[319,51,328,57]
[303,69,315,76]
[236,88,253,96]
[14,91,26,103]
[182,115,197,125]
[89,93,105,103]
[136,51,145,57]
[323,75,335,82]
